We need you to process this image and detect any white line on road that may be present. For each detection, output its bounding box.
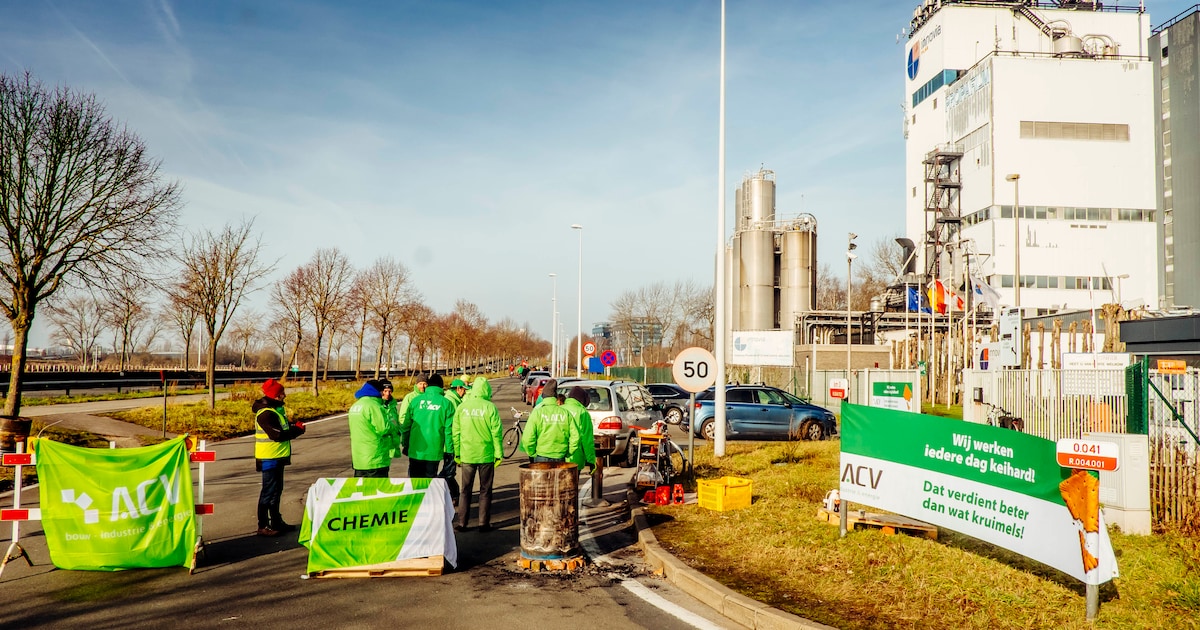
[613,574,729,630]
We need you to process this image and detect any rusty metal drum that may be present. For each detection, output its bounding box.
[518,462,582,570]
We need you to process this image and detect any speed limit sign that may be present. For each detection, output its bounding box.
[672,347,717,393]
[583,341,597,357]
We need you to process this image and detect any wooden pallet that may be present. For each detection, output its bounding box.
[816,508,938,540]
[518,554,586,573]
[310,555,444,578]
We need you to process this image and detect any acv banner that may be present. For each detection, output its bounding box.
[300,477,457,574]
[37,435,196,571]
[839,404,1118,585]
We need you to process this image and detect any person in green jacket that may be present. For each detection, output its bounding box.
[379,378,401,458]
[445,378,467,409]
[348,379,399,477]
[562,386,597,476]
[520,383,581,464]
[452,377,503,532]
[402,374,457,500]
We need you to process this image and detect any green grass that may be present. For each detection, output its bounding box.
[651,441,1200,630]
[106,381,360,442]
[0,419,110,492]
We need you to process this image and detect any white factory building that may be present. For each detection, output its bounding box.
[904,1,1159,315]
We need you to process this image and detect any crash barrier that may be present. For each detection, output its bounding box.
[518,462,583,572]
[0,436,216,576]
[299,477,457,578]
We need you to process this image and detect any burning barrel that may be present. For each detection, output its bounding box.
[518,462,583,572]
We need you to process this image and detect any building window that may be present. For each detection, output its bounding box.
[1019,121,1130,141]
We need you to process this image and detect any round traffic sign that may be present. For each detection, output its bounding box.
[583,341,597,356]
[672,347,717,393]
[599,350,618,367]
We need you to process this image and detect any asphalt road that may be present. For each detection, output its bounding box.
[0,377,737,630]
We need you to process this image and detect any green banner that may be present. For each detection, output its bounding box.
[37,436,196,571]
[300,477,457,574]
[839,404,1118,584]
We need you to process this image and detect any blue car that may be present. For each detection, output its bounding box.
[683,385,838,441]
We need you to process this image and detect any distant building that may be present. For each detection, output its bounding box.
[904,1,1158,315]
[1151,7,1200,309]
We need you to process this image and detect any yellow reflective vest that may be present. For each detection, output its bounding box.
[255,406,292,460]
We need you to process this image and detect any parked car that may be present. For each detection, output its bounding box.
[530,377,583,405]
[683,384,837,442]
[555,379,663,467]
[645,383,692,425]
[520,370,550,399]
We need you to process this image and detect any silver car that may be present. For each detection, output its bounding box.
[557,379,663,467]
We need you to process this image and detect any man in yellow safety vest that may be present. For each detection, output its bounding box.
[254,378,306,537]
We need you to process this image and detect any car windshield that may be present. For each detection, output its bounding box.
[566,386,612,411]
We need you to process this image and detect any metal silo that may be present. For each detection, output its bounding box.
[727,239,740,330]
[739,228,775,330]
[778,215,818,332]
[743,170,776,225]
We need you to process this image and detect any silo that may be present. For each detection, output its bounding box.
[739,228,775,330]
[728,239,741,330]
[743,170,776,226]
[778,215,818,332]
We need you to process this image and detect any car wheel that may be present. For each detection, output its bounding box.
[664,406,683,425]
[802,420,824,441]
[620,434,638,468]
[700,419,716,441]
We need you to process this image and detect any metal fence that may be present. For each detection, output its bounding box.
[967,364,1200,532]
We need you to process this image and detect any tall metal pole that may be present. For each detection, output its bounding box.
[713,0,728,457]
[571,224,583,378]
[549,273,557,377]
[1006,173,1021,311]
[846,252,855,385]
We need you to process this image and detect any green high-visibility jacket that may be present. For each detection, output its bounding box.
[402,386,454,462]
[349,394,398,470]
[452,378,503,464]
[521,398,579,460]
[562,397,596,468]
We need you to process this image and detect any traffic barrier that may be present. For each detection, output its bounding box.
[0,438,218,575]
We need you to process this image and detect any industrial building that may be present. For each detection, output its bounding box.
[1151,7,1200,310]
[905,1,1159,317]
[723,169,818,332]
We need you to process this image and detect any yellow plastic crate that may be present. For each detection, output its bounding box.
[697,476,752,511]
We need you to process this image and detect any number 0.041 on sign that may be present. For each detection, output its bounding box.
[1055,439,1120,471]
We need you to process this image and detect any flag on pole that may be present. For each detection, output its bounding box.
[928,280,965,314]
[906,286,932,313]
[971,273,1002,311]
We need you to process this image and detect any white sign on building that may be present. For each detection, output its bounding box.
[729,330,793,367]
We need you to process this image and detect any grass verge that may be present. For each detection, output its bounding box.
[650,440,1200,630]
[107,381,359,442]
[0,420,110,493]
[22,387,219,407]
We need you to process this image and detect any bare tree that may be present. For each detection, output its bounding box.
[346,279,370,378]
[271,266,308,380]
[101,270,155,372]
[0,72,181,416]
[816,263,844,310]
[45,292,106,368]
[227,312,260,369]
[359,258,413,377]
[301,248,354,394]
[262,314,294,373]
[400,302,436,374]
[172,220,273,409]
[164,286,200,369]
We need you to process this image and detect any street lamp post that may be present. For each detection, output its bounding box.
[1115,273,1130,306]
[713,0,728,458]
[549,273,557,378]
[571,224,583,378]
[847,233,858,380]
[1006,173,1021,311]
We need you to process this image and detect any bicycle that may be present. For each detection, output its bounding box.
[503,407,526,458]
[981,402,1025,432]
[633,419,691,487]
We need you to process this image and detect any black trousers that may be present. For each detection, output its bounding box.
[408,458,441,479]
[257,466,285,529]
[456,463,495,528]
[354,466,390,478]
[439,454,460,503]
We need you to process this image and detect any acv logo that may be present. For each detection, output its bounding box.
[907,45,920,80]
[61,475,184,524]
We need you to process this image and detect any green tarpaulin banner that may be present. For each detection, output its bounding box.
[300,477,457,574]
[839,404,1118,585]
[37,435,196,571]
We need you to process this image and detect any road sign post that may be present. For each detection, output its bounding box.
[672,347,717,467]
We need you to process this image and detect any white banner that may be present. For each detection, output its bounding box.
[730,330,794,366]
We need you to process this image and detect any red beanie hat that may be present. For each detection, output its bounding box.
[262,379,285,400]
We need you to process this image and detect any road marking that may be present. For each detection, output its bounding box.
[613,574,728,630]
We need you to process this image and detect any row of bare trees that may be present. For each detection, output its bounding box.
[606,280,714,364]
[269,251,548,396]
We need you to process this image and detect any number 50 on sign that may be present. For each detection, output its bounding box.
[672,347,717,393]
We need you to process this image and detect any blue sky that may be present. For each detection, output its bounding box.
[2,1,1193,350]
